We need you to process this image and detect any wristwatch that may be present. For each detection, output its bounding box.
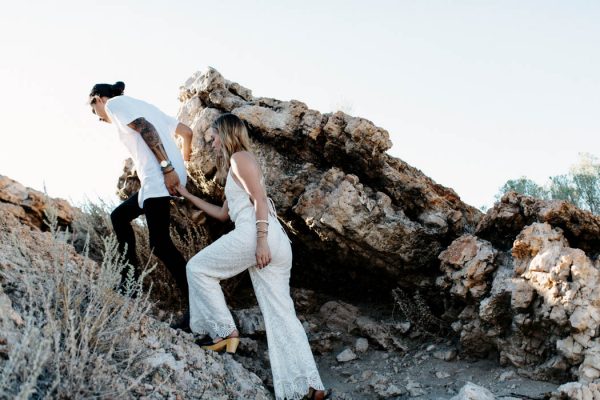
[160,160,172,170]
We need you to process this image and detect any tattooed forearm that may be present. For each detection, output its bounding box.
[128,118,169,161]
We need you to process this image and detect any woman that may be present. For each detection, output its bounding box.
[178,113,328,400]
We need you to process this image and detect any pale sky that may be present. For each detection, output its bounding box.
[1,1,598,210]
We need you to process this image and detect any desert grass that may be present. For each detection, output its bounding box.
[0,206,157,399]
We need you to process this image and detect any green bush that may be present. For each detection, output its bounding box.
[496,153,600,215]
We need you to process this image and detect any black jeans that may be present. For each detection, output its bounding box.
[110,192,188,302]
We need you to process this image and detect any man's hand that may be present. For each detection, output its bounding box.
[164,170,180,195]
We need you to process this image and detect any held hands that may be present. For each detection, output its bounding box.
[164,170,180,195]
[255,238,271,269]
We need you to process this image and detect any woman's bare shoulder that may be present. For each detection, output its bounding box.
[230,151,257,167]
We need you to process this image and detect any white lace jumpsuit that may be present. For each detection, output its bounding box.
[186,169,324,400]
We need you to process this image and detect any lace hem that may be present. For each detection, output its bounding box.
[191,318,237,339]
[274,372,325,400]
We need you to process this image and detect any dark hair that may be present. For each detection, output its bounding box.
[89,81,125,98]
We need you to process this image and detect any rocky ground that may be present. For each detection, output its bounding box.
[208,285,561,400]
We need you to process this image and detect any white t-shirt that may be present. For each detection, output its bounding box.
[105,95,187,208]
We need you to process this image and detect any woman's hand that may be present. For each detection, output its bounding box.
[255,237,271,269]
[176,184,190,198]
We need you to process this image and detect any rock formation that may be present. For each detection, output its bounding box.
[440,192,600,394]
[122,67,482,298]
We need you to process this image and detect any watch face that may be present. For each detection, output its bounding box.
[160,160,168,167]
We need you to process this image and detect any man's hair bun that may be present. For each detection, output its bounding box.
[112,81,125,96]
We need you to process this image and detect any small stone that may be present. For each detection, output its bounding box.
[395,321,411,334]
[355,338,369,353]
[406,379,427,397]
[361,370,374,380]
[302,321,311,333]
[499,370,516,382]
[433,349,457,361]
[450,382,494,400]
[436,371,451,379]
[336,348,357,363]
[426,344,436,351]
[381,384,405,396]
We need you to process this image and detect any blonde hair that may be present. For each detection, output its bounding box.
[212,113,252,184]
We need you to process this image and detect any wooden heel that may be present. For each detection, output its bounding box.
[226,337,239,353]
[201,337,240,354]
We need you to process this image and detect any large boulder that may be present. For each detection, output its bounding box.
[165,67,482,296]
[476,191,600,257]
[0,175,76,230]
[441,192,600,386]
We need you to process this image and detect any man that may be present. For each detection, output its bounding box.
[89,81,192,330]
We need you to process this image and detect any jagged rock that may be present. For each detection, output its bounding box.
[551,381,600,400]
[238,337,259,356]
[450,382,495,400]
[448,218,600,385]
[291,287,320,314]
[308,331,341,355]
[336,348,357,363]
[476,191,600,257]
[436,371,451,379]
[173,67,481,296]
[0,175,76,230]
[405,379,427,397]
[438,234,498,301]
[433,349,457,361]
[381,384,405,397]
[319,301,359,332]
[232,306,266,336]
[499,370,516,382]
[355,337,369,353]
[367,371,406,397]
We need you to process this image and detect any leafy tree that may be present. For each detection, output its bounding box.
[548,174,579,204]
[496,177,548,200]
[496,153,600,215]
[570,153,600,214]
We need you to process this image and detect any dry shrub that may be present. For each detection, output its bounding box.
[0,206,156,399]
[72,198,244,317]
[392,287,450,338]
[71,199,114,264]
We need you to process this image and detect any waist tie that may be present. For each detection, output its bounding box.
[267,197,292,243]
